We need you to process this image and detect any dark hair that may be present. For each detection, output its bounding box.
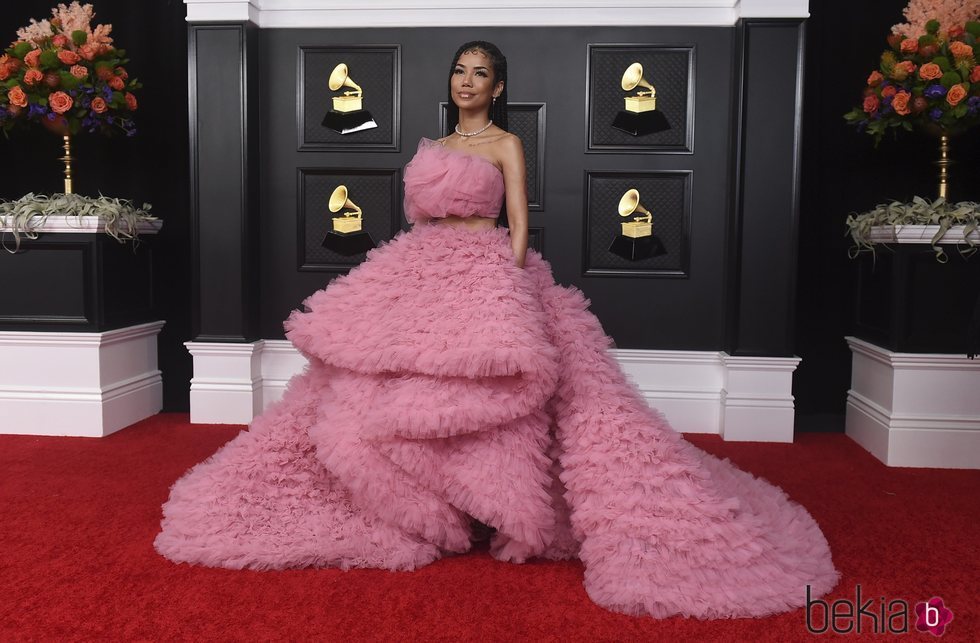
[446,41,508,133]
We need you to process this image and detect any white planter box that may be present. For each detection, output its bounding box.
[867,224,980,245]
[0,214,162,235]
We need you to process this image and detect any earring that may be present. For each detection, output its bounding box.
[492,96,497,108]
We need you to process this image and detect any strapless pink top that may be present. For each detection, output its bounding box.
[403,138,505,223]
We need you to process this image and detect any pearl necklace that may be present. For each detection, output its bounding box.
[455,120,493,137]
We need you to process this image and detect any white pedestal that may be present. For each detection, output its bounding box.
[0,321,165,437]
[845,336,980,469]
[186,340,803,441]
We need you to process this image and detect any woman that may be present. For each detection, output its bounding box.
[156,41,839,619]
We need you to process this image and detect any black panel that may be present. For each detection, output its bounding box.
[189,23,260,342]
[297,45,401,151]
[297,168,401,271]
[0,233,154,332]
[729,19,805,356]
[582,170,692,277]
[586,45,695,153]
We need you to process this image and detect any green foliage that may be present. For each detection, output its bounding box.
[70,29,87,46]
[0,193,156,253]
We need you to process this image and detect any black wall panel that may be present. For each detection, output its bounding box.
[258,27,737,349]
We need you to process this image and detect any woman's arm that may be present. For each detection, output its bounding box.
[499,134,529,268]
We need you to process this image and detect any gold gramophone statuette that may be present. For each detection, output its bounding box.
[329,185,363,233]
[618,188,653,238]
[329,63,364,113]
[621,62,657,113]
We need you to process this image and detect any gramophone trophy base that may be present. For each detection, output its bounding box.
[608,234,667,261]
[332,96,363,113]
[322,229,377,256]
[321,109,378,135]
[611,110,670,137]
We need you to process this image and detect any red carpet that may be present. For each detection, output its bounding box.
[1,413,977,641]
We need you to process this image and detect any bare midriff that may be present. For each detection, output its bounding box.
[431,214,498,230]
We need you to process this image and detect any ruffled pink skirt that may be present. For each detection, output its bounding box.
[155,224,839,619]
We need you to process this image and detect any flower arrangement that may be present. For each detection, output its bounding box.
[0,2,139,137]
[844,9,980,143]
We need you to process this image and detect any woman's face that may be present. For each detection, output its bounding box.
[451,49,502,114]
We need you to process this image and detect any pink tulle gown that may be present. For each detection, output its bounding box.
[155,137,839,619]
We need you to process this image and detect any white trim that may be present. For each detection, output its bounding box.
[0,321,165,437]
[0,215,162,235]
[867,224,980,245]
[184,0,809,26]
[186,340,802,441]
[845,336,980,469]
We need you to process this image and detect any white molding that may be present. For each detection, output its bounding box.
[0,321,165,437]
[0,215,162,235]
[184,0,809,27]
[845,336,980,469]
[867,224,980,245]
[186,340,803,441]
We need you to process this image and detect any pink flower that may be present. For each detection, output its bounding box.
[949,25,966,39]
[7,85,28,108]
[863,94,880,114]
[90,97,108,114]
[949,41,973,59]
[57,50,81,65]
[23,48,41,68]
[115,66,128,81]
[867,70,884,86]
[108,75,125,91]
[946,83,967,106]
[52,34,70,48]
[48,91,72,114]
[79,44,98,61]
[70,64,87,79]
[900,38,918,53]
[23,68,43,86]
[892,91,911,115]
[919,62,942,80]
[124,92,137,111]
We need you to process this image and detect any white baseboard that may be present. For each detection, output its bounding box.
[845,336,980,469]
[0,322,165,437]
[186,340,803,442]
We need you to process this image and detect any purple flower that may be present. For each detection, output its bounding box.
[924,84,947,98]
[930,107,943,120]
[102,85,112,100]
[28,104,47,118]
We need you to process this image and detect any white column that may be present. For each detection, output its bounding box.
[186,341,264,424]
[721,355,801,442]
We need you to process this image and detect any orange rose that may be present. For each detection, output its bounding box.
[891,60,916,80]
[52,34,69,48]
[70,64,87,79]
[23,48,41,68]
[867,70,884,86]
[124,92,137,111]
[919,62,942,80]
[115,67,128,81]
[57,50,80,65]
[946,83,968,106]
[949,41,973,59]
[48,90,72,114]
[7,85,28,108]
[79,44,98,61]
[881,85,897,98]
[949,25,966,39]
[863,94,880,114]
[90,97,108,114]
[971,66,980,83]
[108,75,125,91]
[892,91,911,115]
[0,66,8,81]
[900,38,918,53]
[23,68,43,86]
